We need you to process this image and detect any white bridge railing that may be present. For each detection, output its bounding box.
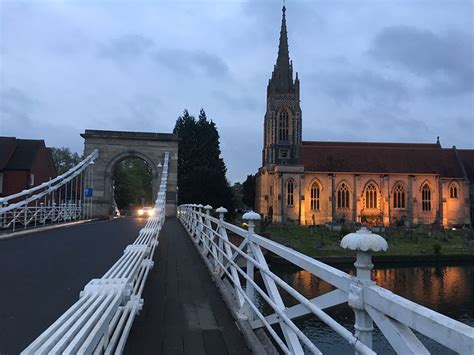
[178,204,474,355]
[0,149,99,232]
[22,152,170,355]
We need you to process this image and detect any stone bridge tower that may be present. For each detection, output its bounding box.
[81,129,178,218]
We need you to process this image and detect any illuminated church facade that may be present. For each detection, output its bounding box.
[255,7,474,227]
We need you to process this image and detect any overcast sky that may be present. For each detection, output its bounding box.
[1,0,473,182]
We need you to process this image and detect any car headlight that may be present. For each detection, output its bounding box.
[138,209,144,216]
[147,209,155,216]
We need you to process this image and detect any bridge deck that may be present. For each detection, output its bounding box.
[125,218,251,355]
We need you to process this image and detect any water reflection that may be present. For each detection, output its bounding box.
[264,264,474,354]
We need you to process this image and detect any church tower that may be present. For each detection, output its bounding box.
[262,5,302,166]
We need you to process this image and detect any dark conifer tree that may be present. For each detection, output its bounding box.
[173,109,235,213]
[242,174,256,209]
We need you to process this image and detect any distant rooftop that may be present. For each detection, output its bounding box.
[81,129,177,142]
[302,141,440,149]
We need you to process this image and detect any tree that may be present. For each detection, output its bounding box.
[242,174,256,209]
[51,147,82,174]
[113,158,153,210]
[232,182,244,210]
[173,108,235,213]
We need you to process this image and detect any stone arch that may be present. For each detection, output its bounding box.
[392,180,407,209]
[391,180,407,192]
[336,179,352,191]
[449,181,459,199]
[104,150,160,209]
[306,177,324,193]
[308,178,322,211]
[361,179,379,193]
[81,129,178,218]
[286,178,295,206]
[336,180,351,209]
[418,179,434,192]
[278,109,290,142]
[362,180,380,210]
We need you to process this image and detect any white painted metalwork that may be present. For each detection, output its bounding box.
[0,149,99,232]
[178,205,474,354]
[22,152,170,355]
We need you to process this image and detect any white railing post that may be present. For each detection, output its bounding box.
[24,194,28,229]
[241,211,261,321]
[191,204,198,239]
[215,207,227,274]
[203,205,213,255]
[341,227,388,354]
[196,204,204,248]
[89,160,95,219]
[190,204,196,237]
[0,201,5,228]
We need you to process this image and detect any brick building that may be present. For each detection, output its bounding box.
[0,137,57,197]
[255,7,473,227]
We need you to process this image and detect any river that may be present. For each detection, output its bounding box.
[262,263,474,354]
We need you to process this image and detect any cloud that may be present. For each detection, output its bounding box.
[1,1,472,182]
[154,49,230,79]
[0,88,35,127]
[369,26,474,95]
[308,69,409,105]
[212,91,258,111]
[100,34,154,59]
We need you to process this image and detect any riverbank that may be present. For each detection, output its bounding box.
[268,252,474,266]
[259,224,474,265]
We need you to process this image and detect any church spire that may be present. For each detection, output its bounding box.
[262,2,302,167]
[270,5,295,94]
[277,5,290,72]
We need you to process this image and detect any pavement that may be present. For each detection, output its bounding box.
[124,218,251,355]
[0,217,146,355]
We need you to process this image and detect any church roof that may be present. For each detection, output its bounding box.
[301,141,468,178]
[457,149,474,180]
[302,141,440,149]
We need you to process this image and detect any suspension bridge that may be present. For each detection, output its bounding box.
[1,133,473,355]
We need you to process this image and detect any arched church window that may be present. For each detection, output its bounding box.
[310,182,320,210]
[450,183,458,199]
[364,183,378,209]
[337,183,350,209]
[422,184,431,211]
[287,179,294,206]
[279,110,289,141]
[393,184,406,209]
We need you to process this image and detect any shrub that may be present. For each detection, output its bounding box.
[433,243,442,255]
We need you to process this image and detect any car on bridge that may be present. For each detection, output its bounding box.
[137,206,154,218]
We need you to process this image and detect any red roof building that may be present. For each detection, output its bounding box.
[0,137,57,198]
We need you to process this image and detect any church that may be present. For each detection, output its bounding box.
[255,6,474,227]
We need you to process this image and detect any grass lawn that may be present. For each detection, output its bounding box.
[255,224,474,258]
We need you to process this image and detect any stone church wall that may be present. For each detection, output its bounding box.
[257,170,471,227]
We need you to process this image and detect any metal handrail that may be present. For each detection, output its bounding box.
[1,150,98,231]
[22,152,170,355]
[0,149,98,209]
[177,204,474,355]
